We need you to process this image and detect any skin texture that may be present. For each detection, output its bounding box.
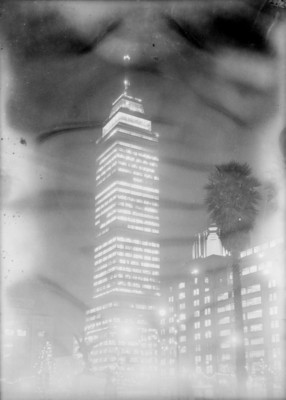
[1,0,285,382]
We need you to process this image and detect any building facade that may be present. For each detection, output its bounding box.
[161,238,284,398]
[85,83,160,391]
[192,225,228,259]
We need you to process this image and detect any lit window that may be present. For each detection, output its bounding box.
[269,306,278,316]
[179,292,186,300]
[179,282,185,289]
[250,324,263,332]
[193,289,199,296]
[194,322,200,329]
[194,299,200,307]
[242,297,262,307]
[205,319,211,327]
[217,292,228,301]
[244,284,261,294]
[204,296,211,304]
[219,316,230,325]
[249,350,264,358]
[247,310,262,320]
[205,331,212,339]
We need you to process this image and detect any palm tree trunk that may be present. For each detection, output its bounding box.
[232,255,247,396]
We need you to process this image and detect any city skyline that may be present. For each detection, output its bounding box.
[1,1,285,399]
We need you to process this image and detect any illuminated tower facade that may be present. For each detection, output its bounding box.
[85,81,160,389]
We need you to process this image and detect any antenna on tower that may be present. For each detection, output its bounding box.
[123,54,131,94]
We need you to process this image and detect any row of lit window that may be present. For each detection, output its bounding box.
[93,274,158,287]
[103,208,159,222]
[94,266,159,280]
[95,258,159,271]
[94,244,117,259]
[98,151,158,176]
[93,287,144,298]
[104,126,157,142]
[102,112,152,136]
[104,140,157,162]
[95,181,159,204]
[96,186,159,207]
[127,224,159,234]
[95,194,118,214]
[194,331,212,340]
[193,308,211,318]
[95,249,159,263]
[98,146,160,178]
[96,165,118,185]
[98,158,156,182]
[94,251,117,266]
[118,258,159,268]
[117,194,158,208]
[194,320,211,329]
[117,157,156,174]
[117,167,159,183]
[217,304,234,313]
[97,206,161,229]
[193,296,211,307]
[109,97,144,117]
[87,302,119,315]
[95,280,159,291]
[116,153,158,175]
[116,243,159,255]
[95,236,159,253]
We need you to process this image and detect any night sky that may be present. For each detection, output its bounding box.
[1,0,285,343]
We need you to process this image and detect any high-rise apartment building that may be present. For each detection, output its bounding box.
[161,238,284,398]
[85,82,160,390]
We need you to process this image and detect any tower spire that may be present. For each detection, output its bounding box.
[123,54,131,94]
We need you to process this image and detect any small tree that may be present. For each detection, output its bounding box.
[74,334,95,374]
[35,339,54,398]
[205,162,261,394]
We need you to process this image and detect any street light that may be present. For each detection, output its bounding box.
[191,268,199,275]
[158,308,167,318]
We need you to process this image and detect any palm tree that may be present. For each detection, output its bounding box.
[205,161,261,393]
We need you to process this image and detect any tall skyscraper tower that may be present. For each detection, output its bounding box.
[85,80,160,390]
